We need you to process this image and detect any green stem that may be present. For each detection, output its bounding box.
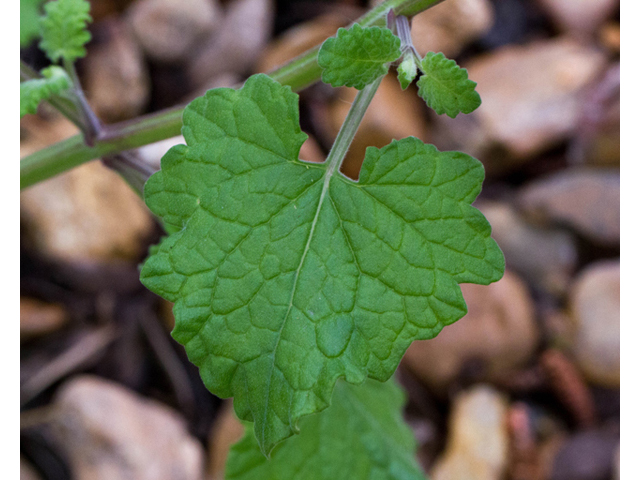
[20,0,444,189]
[20,106,183,189]
[324,76,383,178]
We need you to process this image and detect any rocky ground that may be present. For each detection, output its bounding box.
[20,0,620,478]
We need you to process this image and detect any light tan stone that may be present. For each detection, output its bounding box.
[537,0,619,37]
[50,375,205,480]
[20,113,79,158]
[430,385,509,480]
[84,19,150,121]
[128,0,222,63]
[568,260,620,387]
[21,160,154,265]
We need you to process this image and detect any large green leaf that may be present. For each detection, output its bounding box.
[318,24,401,90]
[140,73,504,455]
[226,379,425,479]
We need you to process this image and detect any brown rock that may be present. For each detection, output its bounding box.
[325,74,430,179]
[84,19,150,122]
[20,456,43,480]
[537,433,571,480]
[410,0,494,58]
[433,38,607,169]
[257,13,349,74]
[20,161,154,265]
[568,260,620,387]
[159,298,176,331]
[20,112,80,158]
[50,375,205,480]
[612,443,620,480]
[207,401,245,480]
[549,426,620,480]
[403,270,538,392]
[86,0,138,23]
[541,307,574,348]
[430,385,509,480]
[537,0,619,37]
[127,0,222,63]
[477,201,578,295]
[188,0,274,87]
[599,22,620,53]
[518,168,620,245]
[20,297,69,341]
[570,63,620,167]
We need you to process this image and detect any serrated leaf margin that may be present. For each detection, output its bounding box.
[318,23,402,90]
[39,0,92,63]
[416,51,481,118]
[20,65,71,117]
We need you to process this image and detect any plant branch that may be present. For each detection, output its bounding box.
[20,106,183,189]
[20,0,444,189]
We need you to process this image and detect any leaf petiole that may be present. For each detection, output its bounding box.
[323,75,384,178]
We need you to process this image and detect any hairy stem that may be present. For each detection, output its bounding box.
[21,0,444,189]
[324,76,383,179]
[396,15,421,63]
[63,59,103,145]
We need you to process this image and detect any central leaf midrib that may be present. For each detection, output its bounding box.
[259,165,335,444]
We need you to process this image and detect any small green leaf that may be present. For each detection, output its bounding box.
[226,379,425,480]
[140,73,504,456]
[21,0,44,47]
[318,23,402,90]
[20,66,72,117]
[417,52,481,118]
[397,54,418,90]
[39,0,92,63]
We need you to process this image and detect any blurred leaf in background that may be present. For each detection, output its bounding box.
[21,0,44,47]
